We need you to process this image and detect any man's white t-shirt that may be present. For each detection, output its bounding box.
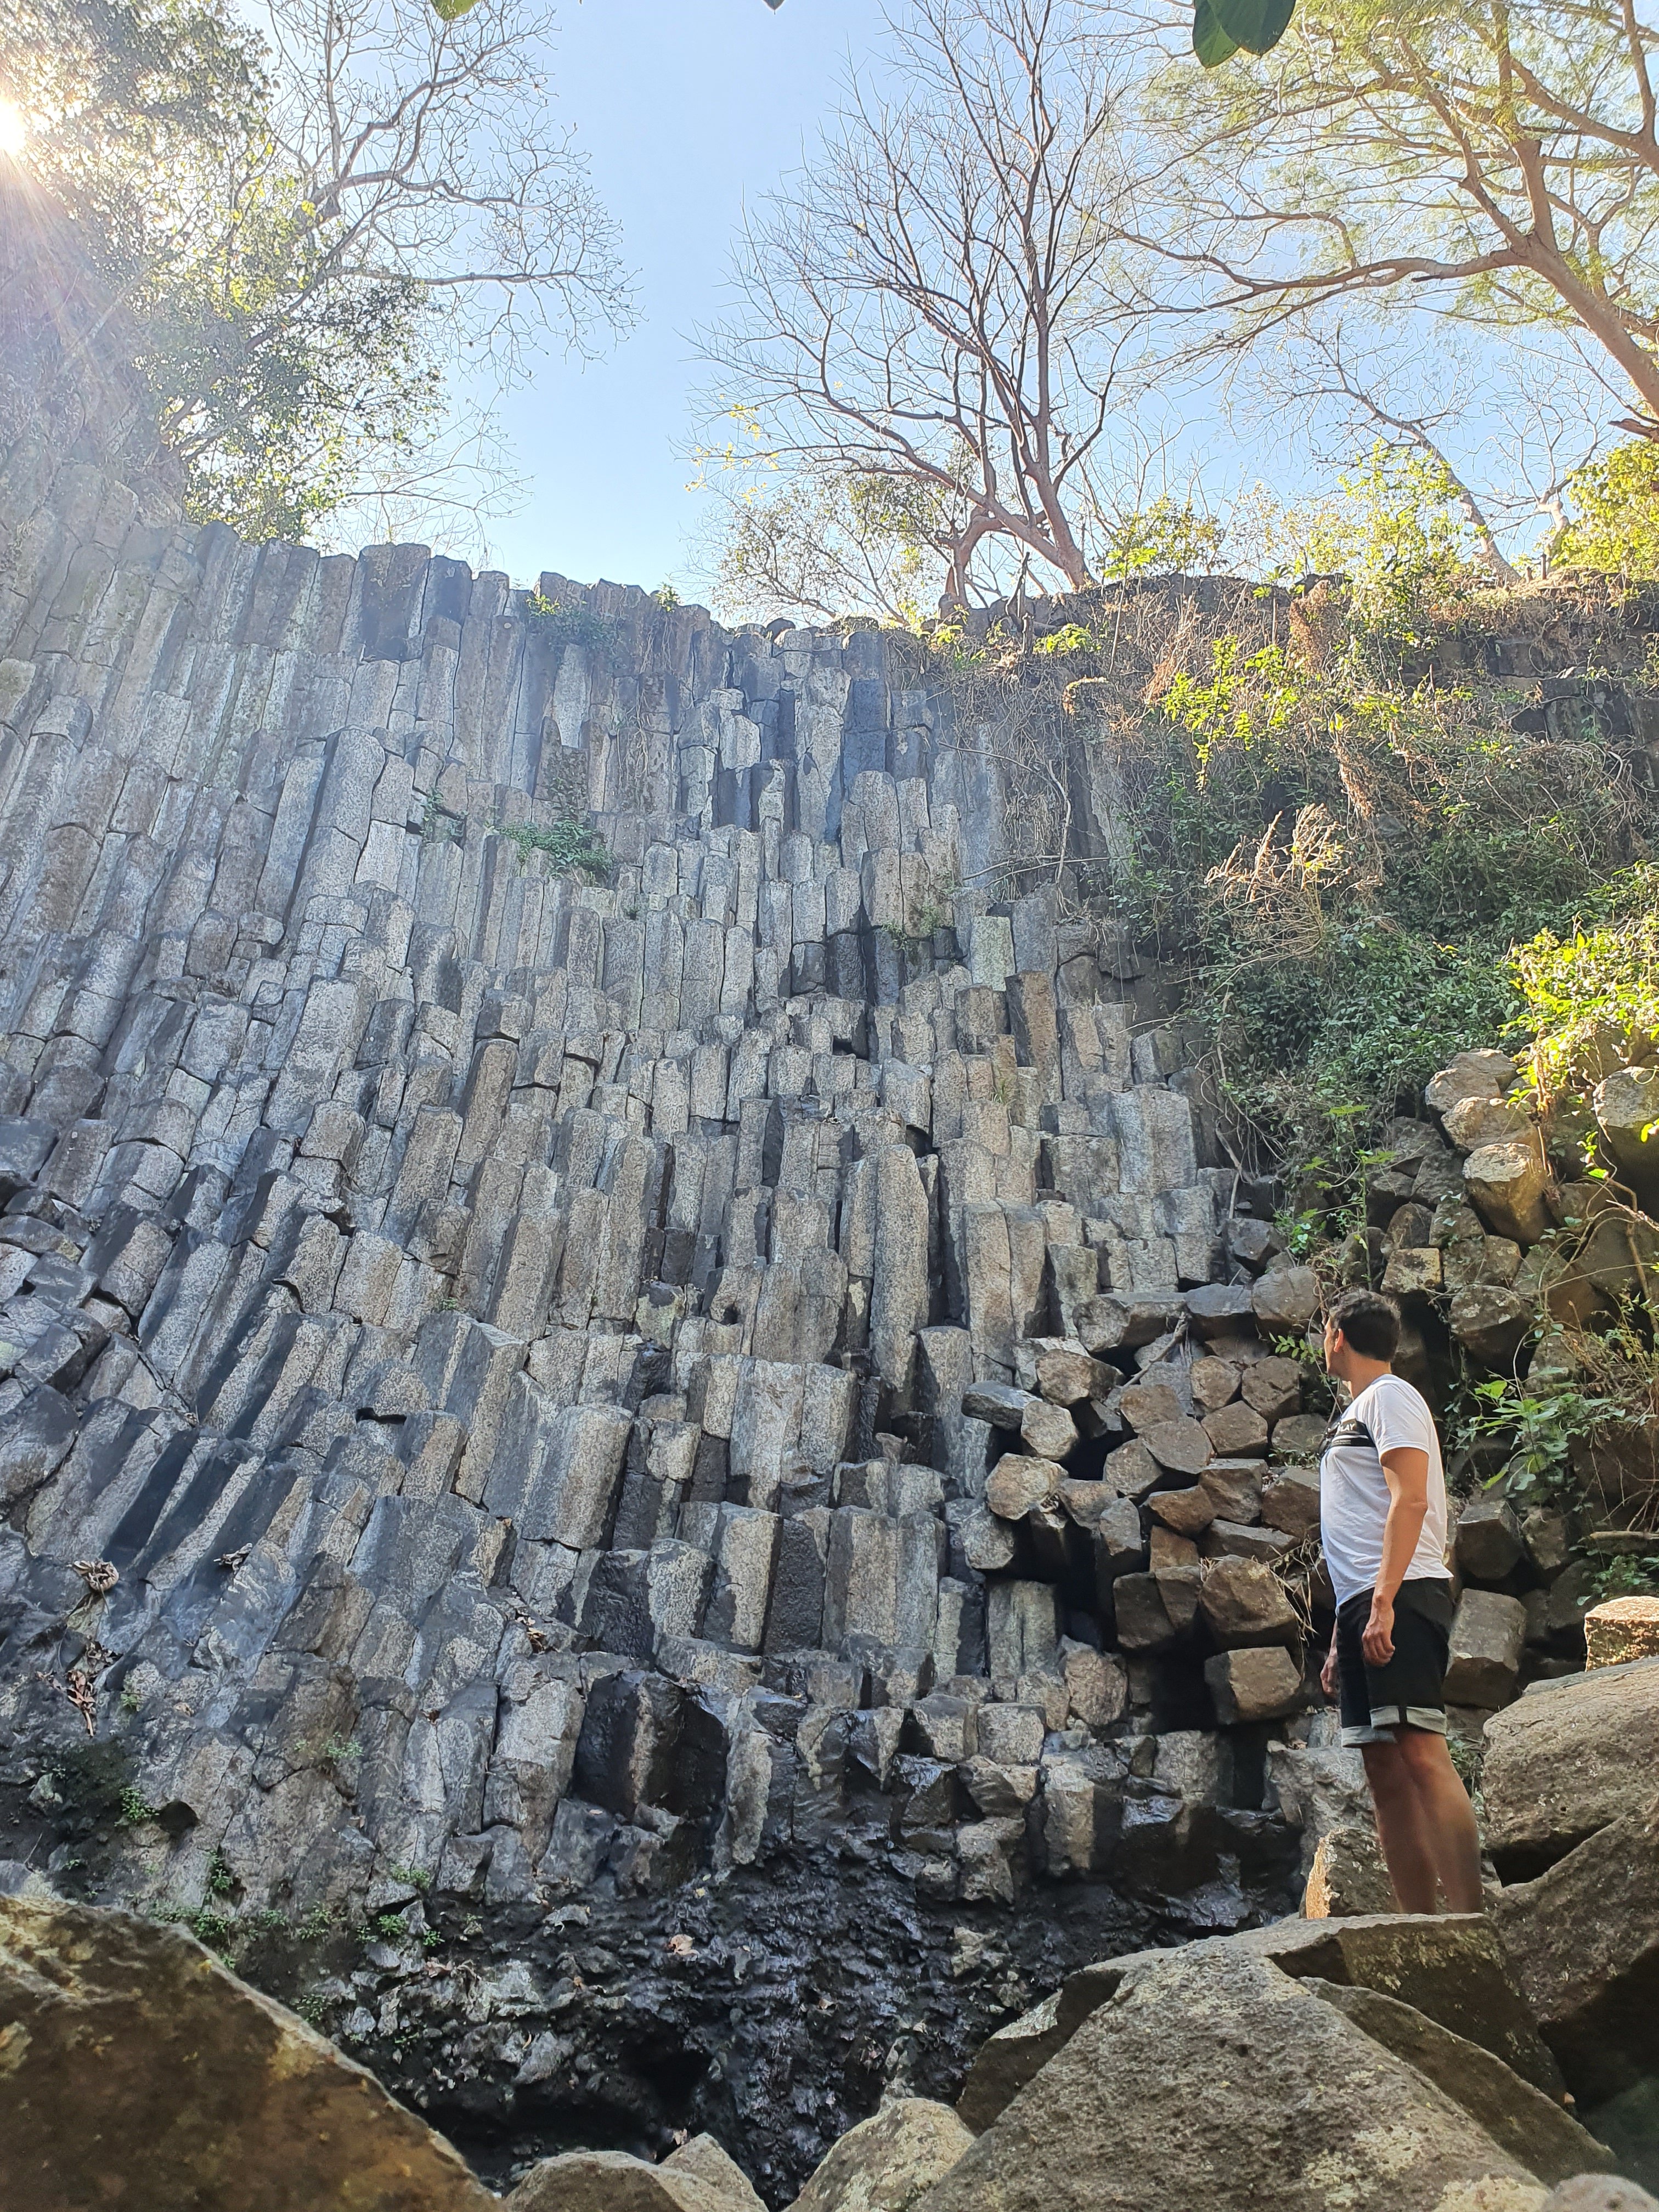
[1319,1372,1450,1610]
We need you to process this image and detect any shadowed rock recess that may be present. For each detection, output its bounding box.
[0,452,1348,2193]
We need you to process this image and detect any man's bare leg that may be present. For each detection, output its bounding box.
[1361,1740,1440,1912]
[1393,1726,1484,1912]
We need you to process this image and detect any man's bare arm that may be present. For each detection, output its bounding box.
[1363,1447,1430,1664]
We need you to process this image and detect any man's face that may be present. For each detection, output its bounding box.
[1322,1317,1342,1376]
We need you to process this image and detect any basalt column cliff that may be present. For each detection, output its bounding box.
[0,450,1338,2169]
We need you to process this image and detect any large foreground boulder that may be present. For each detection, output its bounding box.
[922,1945,1550,2212]
[786,2099,973,2212]
[0,1894,493,2212]
[956,1912,1562,2133]
[1481,1658,1659,1880]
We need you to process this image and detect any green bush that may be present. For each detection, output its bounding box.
[1510,870,1659,1096]
[1554,443,1659,582]
[496,818,613,883]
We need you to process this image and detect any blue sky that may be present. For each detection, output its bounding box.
[474,0,893,593]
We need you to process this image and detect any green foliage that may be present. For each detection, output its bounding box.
[1463,1373,1636,1505]
[1303,444,1485,641]
[496,816,613,884]
[1098,577,1652,1183]
[524,590,622,657]
[1593,1548,1659,1600]
[704,448,962,628]
[1157,636,1302,774]
[118,1682,142,1714]
[1554,443,1659,582]
[1510,872,1659,1096]
[1101,496,1227,582]
[116,1786,157,1827]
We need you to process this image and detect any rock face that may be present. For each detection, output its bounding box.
[0,450,1335,2191]
[0,1892,493,2212]
[923,1944,1550,2212]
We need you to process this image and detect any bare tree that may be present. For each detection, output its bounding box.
[1131,0,1659,439]
[698,0,1150,607]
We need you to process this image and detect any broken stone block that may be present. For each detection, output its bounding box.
[1449,1283,1533,1365]
[1205,1645,1302,1724]
[1271,1413,1329,1460]
[1481,1653,1659,1878]
[1381,1245,1442,1299]
[1019,1397,1079,1462]
[1113,1567,1201,1653]
[1189,1355,1241,1413]
[1201,1520,1292,1564]
[0,1896,493,2211]
[1464,1140,1553,1244]
[1198,1556,1300,1648]
[1060,1639,1128,1729]
[1592,1064,1659,1194]
[985,1452,1062,1520]
[1302,1822,1394,1917]
[1140,1416,1210,1476]
[1034,1345,1114,1405]
[1454,1492,1524,1583]
[1250,1265,1321,1333]
[1426,1050,1521,1117]
[1182,1282,1256,1336]
[1149,1485,1216,1537]
[974,1702,1045,1766]
[1118,1378,1184,1432]
[1444,1588,1527,1708]
[1201,1400,1269,1458]
[1100,1437,1164,1501]
[961,1381,1032,1430]
[1583,1595,1659,1669]
[787,2099,973,2212]
[1239,1355,1303,1422]
[1198,1460,1263,1523]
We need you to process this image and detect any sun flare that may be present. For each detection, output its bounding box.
[0,98,27,160]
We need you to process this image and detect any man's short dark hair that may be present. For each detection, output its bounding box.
[1327,1287,1401,1362]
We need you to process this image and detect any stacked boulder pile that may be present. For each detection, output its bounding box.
[1332,1042,1659,1724]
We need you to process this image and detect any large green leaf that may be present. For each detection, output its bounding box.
[429,0,485,19]
[1209,0,1296,54]
[1193,0,1242,66]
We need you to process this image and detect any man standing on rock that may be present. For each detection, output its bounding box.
[1318,1288,1484,1913]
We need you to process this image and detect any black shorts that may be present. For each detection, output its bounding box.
[1335,1578,1453,1748]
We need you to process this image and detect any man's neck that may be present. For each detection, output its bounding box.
[1343,1356,1393,1398]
